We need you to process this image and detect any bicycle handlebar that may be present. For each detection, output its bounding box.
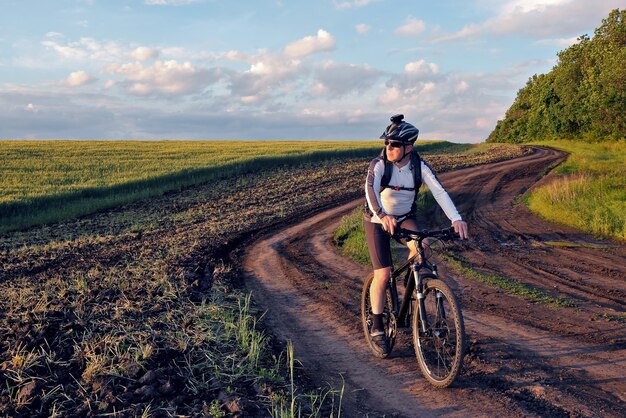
[394,227,457,242]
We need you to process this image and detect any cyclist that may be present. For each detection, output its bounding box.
[364,114,468,355]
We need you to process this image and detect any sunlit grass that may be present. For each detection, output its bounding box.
[332,208,369,265]
[543,240,612,249]
[442,254,575,307]
[0,140,458,233]
[0,140,378,204]
[526,140,626,241]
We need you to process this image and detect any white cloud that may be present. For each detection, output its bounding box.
[382,59,442,100]
[433,24,482,42]
[378,82,436,106]
[404,60,439,76]
[395,17,426,36]
[130,46,160,61]
[335,0,372,10]
[40,34,184,65]
[311,61,381,97]
[42,35,124,62]
[103,60,222,96]
[7,7,568,143]
[223,29,377,104]
[355,24,371,34]
[374,56,558,142]
[435,0,623,41]
[501,0,570,14]
[144,0,200,4]
[240,95,259,104]
[283,29,336,58]
[0,70,515,142]
[378,87,401,105]
[45,31,65,39]
[536,36,581,47]
[66,70,97,87]
[228,55,303,101]
[228,50,303,78]
[455,80,469,93]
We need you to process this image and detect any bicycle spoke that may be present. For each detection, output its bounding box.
[413,279,465,387]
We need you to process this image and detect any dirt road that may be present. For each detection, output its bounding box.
[243,147,626,417]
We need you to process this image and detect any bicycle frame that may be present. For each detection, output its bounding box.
[388,237,444,331]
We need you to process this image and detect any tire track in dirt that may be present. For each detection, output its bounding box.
[282,206,625,416]
[244,147,626,417]
[244,201,514,417]
[433,148,626,319]
[304,214,626,405]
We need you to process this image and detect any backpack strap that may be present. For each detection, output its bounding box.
[380,148,393,189]
[411,151,422,188]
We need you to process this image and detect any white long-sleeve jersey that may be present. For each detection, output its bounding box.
[365,157,462,224]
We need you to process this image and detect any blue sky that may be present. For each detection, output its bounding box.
[0,0,622,142]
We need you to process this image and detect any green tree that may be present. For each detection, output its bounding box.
[487,9,626,143]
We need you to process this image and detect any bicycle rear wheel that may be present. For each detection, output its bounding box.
[361,272,396,358]
[412,277,465,387]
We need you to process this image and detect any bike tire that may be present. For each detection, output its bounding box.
[412,277,465,387]
[361,272,397,358]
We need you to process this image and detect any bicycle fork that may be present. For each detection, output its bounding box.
[411,264,447,333]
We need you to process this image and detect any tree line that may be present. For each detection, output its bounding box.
[487,9,626,143]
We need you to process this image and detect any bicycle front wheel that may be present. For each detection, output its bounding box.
[412,278,465,388]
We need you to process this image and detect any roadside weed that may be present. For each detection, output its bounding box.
[442,253,576,308]
[270,341,345,418]
[527,140,625,241]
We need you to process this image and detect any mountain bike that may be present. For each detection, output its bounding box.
[361,227,466,388]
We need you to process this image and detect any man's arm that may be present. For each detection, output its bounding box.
[364,158,385,218]
[421,161,468,239]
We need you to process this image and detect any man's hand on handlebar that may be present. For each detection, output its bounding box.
[380,215,398,236]
[452,220,469,240]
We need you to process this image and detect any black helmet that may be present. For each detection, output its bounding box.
[379,114,419,143]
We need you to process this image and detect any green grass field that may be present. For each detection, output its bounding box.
[525,140,626,241]
[0,140,374,204]
[0,140,462,233]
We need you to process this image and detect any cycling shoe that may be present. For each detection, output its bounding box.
[370,329,390,356]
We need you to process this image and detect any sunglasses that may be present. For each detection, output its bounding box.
[384,140,405,148]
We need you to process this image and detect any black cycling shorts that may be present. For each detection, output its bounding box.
[364,216,419,270]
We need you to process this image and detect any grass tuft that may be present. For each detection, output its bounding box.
[332,208,370,265]
[543,240,612,249]
[442,254,576,308]
[526,141,626,241]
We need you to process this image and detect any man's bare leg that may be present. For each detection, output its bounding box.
[370,267,391,314]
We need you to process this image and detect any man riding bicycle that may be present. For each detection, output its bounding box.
[364,114,468,356]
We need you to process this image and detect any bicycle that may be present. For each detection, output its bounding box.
[361,227,466,388]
